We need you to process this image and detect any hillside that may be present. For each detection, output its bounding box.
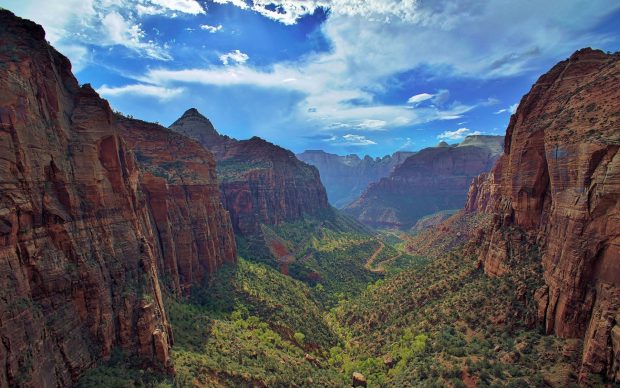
[465,48,620,383]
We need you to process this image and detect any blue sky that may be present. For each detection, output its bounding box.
[4,0,620,156]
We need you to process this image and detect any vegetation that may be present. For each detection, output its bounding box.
[78,212,583,387]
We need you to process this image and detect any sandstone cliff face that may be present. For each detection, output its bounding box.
[171,109,330,235]
[345,135,504,228]
[296,150,415,208]
[117,117,237,296]
[465,48,620,382]
[0,10,235,386]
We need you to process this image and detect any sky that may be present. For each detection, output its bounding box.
[3,0,620,157]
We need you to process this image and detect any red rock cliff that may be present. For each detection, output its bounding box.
[345,135,504,228]
[466,48,620,382]
[117,117,236,296]
[0,10,235,386]
[170,109,330,235]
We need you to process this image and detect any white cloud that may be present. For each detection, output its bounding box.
[494,103,519,114]
[3,0,210,68]
[437,127,482,141]
[397,137,414,150]
[407,93,434,104]
[341,134,377,146]
[100,11,172,60]
[200,24,223,33]
[212,0,620,78]
[219,50,250,65]
[149,0,204,14]
[132,0,619,139]
[509,103,519,114]
[357,119,387,130]
[97,83,185,100]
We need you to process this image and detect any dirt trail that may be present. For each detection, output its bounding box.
[364,240,403,273]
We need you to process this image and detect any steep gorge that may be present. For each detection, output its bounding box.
[0,10,235,387]
[465,48,620,382]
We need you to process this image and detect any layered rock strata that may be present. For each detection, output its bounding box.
[465,48,620,382]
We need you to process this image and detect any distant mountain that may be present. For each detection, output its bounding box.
[297,150,415,208]
[344,135,504,228]
[170,109,330,235]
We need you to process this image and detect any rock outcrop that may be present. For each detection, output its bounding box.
[465,48,620,383]
[345,136,504,228]
[171,109,330,235]
[296,150,415,208]
[117,117,237,296]
[0,10,235,386]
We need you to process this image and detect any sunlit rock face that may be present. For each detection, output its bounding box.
[465,48,620,382]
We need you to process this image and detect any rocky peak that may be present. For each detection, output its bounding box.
[457,135,504,156]
[437,141,450,147]
[169,107,222,147]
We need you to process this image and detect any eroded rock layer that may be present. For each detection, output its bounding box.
[0,10,235,386]
[345,135,504,228]
[171,109,330,235]
[465,48,620,382]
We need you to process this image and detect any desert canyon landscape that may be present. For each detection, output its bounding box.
[0,1,618,387]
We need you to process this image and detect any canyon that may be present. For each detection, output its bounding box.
[0,6,619,387]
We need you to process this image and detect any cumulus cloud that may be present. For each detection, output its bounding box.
[201,24,223,33]
[149,0,204,14]
[101,11,172,60]
[3,0,207,67]
[437,127,482,141]
[407,93,434,105]
[219,50,250,65]
[212,0,619,78]
[97,83,185,100]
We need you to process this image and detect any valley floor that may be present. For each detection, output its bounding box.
[78,212,587,387]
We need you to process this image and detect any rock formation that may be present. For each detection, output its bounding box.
[296,150,415,208]
[0,10,235,386]
[345,135,504,228]
[116,116,237,296]
[465,48,620,383]
[171,109,330,235]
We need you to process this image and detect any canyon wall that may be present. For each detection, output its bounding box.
[346,136,504,228]
[171,109,330,235]
[0,10,235,386]
[466,48,620,382]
